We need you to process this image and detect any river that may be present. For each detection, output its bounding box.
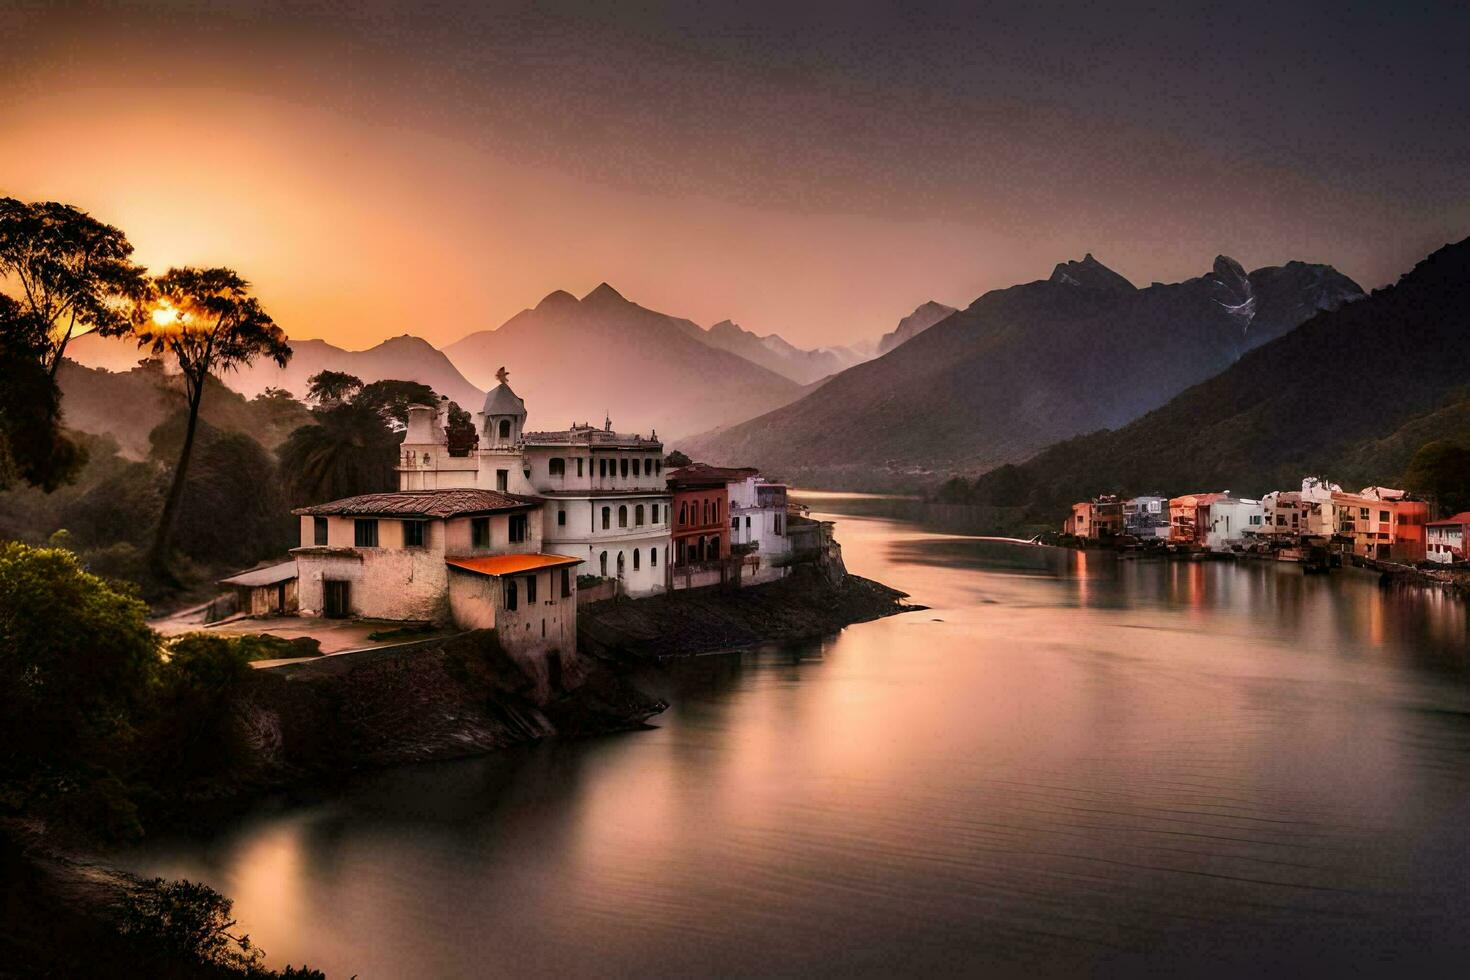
[116,492,1470,976]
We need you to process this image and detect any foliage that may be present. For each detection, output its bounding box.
[118,877,326,977]
[0,196,148,375]
[133,267,291,576]
[1402,440,1470,516]
[665,449,691,468]
[305,369,362,406]
[279,399,401,507]
[0,295,85,490]
[355,378,438,428]
[0,542,159,779]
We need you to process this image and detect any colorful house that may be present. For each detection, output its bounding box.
[1122,495,1170,539]
[1168,492,1229,548]
[1426,512,1470,564]
[1066,496,1124,539]
[667,464,752,581]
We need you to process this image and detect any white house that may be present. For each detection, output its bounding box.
[396,371,672,597]
[290,487,581,665]
[1201,495,1265,551]
[728,475,792,583]
[1122,495,1169,539]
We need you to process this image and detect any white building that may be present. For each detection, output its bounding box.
[397,371,672,597]
[728,474,793,583]
[1201,495,1265,551]
[290,487,580,670]
[1122,495,1169,539]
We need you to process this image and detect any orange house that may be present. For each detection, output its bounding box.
[667,464,754,567]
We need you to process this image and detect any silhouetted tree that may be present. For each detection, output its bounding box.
[355,378,438,429]
[305,369,362,406]
[134,268,290,579]
[665,449,691,468]
[0,197,148,376]
[0,295,84,490]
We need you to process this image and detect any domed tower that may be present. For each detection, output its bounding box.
[480,367,527,449]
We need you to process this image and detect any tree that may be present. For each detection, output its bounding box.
[0,542,159,778]
[134,268,290,578]
[0,198,148,377]
[665,449,692,468]
[305,369,362,407]
[354,378,438,429]
[0,295,85,490]
[1402,440,1470,516]
[278,400,400,506]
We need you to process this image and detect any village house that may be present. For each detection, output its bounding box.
[1426,512,1470,564]
[290,487,580,662]
[728,474,793,584]
[1259,490,1305,541]
[1329,486,1428,561]
[397,371,673,597]
[667,464,746,588]
[1122,495,1170,539]
[1065,496,1124,539]
[1168,492,1228,548]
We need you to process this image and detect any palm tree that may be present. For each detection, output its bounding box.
[278,401,400,507]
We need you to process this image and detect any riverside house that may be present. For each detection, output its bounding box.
[1426,512,1470,564]
[1066,496,1124,539]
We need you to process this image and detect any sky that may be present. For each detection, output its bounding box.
[2,1,1467,351]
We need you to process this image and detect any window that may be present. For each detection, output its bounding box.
[509,513,528,543]
[561,568,571,598]
[651,504,659,523]
[620,458,629,478]
[633,458,641,477]
[650,548,657,567]
[655,459,661,474]
[354,519,379,547]
[313,516,328,546]
[676,540,685,565]
[648,458,656,474]
[472,516,490,548]
[774,514,783,535]
[403,520,427,547]
[1360,507,1370,519]
[633,549,640,571]
[496,469,508,492]
[600,551,608,576]
[617,551,625,576]
[745,516,751,529]
[549,457,565,477]
[618,505,629,528]
[576,458,584,477]
[601,506,611,530]
[679,502,687,525]
[505,578,518,610]
[599,458,607,478]
[557,509,566,526]
[526,573,537,603]
[636,504,645,526]
[1379,510,1390,522]
[498,419,511,439]
[732,516,739,529]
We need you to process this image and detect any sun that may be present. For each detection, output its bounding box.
[150,301,182,327]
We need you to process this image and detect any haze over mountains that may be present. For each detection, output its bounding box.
[965,237,1470,509]
[682,254,1363,487]
[876,301,958,355]
[690,318,868,385]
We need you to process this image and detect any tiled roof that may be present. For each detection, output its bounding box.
[1428,512,1470,526]
[446,554,583,576]
[293,488,541,518]
[667,463,760,486]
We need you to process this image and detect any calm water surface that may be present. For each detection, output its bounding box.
[118,493,1470,976]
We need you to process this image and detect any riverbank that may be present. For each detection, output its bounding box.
[578,567,918,660]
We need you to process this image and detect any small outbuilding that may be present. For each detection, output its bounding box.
[218,561,299,617]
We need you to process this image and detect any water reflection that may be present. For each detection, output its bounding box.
[115,493,1470,977]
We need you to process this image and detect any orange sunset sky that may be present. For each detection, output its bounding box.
[3,2,1466,351]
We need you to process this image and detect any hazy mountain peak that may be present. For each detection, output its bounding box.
[1049,253,1136,294]
[876,300,959,355]
[582,282,627,305]
[536,289,579,311]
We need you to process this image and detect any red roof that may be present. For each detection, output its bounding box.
[446,554,583,576]
[1427,512,1470,527]
[293,488,540,518]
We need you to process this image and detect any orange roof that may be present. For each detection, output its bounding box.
[446,554,583,577]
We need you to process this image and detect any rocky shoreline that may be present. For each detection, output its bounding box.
[578,567,918,660]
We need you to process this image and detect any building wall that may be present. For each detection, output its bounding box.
[478,565,579,699]
[296,546,451,622]
[537,494,671,596]
[1205,499,1265,551]
[671,485,730,564]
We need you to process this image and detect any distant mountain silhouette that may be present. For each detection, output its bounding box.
[965,237,1470,508]
[682,254,1363,487]
[69,331,485,411]
[444,284,803,438]
[696,319,868,385]
[876,301,959,355]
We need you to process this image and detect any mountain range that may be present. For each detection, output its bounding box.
[680,253,1364,487]
[964,237,1470,511]
[876,300,958,355]
[443,284,805,438]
